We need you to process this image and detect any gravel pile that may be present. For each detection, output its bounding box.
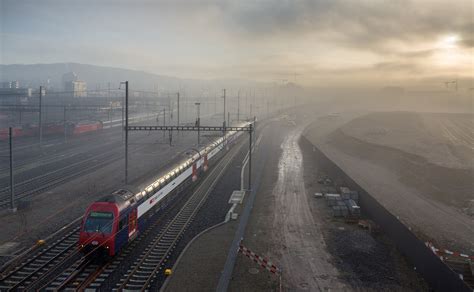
[326,228,401,289]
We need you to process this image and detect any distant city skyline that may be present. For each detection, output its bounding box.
[1,0,472,88]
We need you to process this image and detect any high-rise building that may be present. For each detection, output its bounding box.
[62,72,87,97]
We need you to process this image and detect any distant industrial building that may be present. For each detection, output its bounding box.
[0,88,33,105]
[1,80,20,89]
[65,80,87,97]
[62,72,87,97]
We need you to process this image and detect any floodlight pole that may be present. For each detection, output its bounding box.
[195,102,201,145]
[223,89,226,145]
[39,86,43,146]
[122,81,129,184]
[248,123,252,191]
[237,89,240,121]
[9,127,16,212]
[63,106,67,143]
[177,92,180,127]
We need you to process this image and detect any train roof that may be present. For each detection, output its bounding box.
[96,188,137,211]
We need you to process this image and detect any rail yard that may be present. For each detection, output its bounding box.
[1,1,473,290]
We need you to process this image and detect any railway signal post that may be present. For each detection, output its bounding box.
[125,81,129,184]
[120,81,129,184]
[9,127,16,212]
[177,92,180,127]
[39,86,43,146]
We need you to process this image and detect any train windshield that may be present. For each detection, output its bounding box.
[84,211,114,234]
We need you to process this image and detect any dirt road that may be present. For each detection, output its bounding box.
[270,125,345,290]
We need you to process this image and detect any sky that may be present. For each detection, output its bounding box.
[0,0,472,88]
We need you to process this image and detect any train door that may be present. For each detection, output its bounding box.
[128,208,138,240]
[192,163,198,181]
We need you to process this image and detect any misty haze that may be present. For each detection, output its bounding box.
[0,1,472,291]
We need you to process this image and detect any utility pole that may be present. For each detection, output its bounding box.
[9,127,16,212]
[237,89,240,121]
[63,106,67,143]
[121,89,125,142]
[163,108,166,138]
[222,89,226,140]
[245,92,248,120]
[177,92,180,127]
[195,102,201,145]
[39,86,43,145]
[122,81,129,184]
[168,93,173,121]
[108,82,112,123]
[223,89,226,126]
[249,123,252,191]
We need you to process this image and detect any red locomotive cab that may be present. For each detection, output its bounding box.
[79,202,119,256]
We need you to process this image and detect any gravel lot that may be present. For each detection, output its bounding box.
[304,111,474,254]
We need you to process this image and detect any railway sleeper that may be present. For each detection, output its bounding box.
[149,250,166,257]
[139,264,158,270]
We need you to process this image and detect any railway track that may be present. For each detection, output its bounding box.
[0,137,159,208]
[38,256,110,291]
[0,127,124,172]
[0,128,245,291]
[0,137,120,177]
[115,138,242,291]
[0,151,119,208]
[55,137,244,291]
[0,226,80,291]
[0,124,202,208]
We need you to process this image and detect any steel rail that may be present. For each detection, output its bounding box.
[117,140,242,291]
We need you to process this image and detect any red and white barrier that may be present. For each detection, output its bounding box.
[425,242,474,260]
[238,244,281,275]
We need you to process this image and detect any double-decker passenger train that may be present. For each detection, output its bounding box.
[78,122,250,256]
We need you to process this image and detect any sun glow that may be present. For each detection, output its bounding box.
[437,34,460,49]
[432,34,466,66]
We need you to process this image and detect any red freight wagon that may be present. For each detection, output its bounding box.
[73,121,103,135]
[0,127,22,140]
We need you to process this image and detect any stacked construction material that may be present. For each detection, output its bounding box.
[344,199,361,217]
[325,194,341,206]
[323,186,361,218]
[332,205,349,217]
[340,187,359,202]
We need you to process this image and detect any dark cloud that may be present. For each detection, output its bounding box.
[215,0,473,52]
[460,39,474,48]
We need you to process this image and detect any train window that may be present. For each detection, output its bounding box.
[84,211,114,234]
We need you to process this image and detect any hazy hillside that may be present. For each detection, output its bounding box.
[0,63,187,91]
[0,63,274,95]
